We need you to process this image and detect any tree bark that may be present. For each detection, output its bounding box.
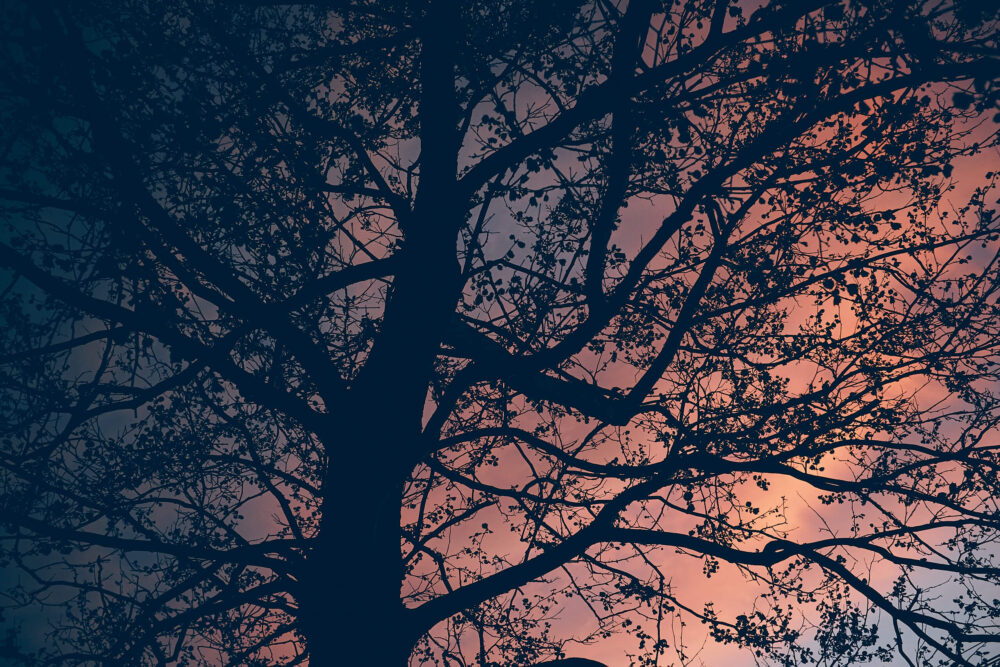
[299,4,462,661]
[300,237,462,663]
[299,419,415,665]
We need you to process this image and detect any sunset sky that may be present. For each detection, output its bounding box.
[2,1,1000,665]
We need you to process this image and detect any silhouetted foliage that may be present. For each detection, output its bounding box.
[1,0,1000,665]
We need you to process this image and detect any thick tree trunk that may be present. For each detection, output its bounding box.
[298,533,412,665]
[297,220,462,662]
[298,7,462,657]
[299,428,415,665]
[295,196,463,661]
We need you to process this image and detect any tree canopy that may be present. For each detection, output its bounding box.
[2,0,1000,665]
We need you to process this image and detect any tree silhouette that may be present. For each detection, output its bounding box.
[2,0,1000,665]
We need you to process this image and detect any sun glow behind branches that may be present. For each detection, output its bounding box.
[2,1,1000,665]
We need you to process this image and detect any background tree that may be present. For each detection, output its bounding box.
[2,0,1000,664]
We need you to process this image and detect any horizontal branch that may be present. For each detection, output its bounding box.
[0,509,299,571]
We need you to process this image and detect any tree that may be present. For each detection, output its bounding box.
[1,0,1000,664]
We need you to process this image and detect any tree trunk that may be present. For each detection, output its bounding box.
[299,431,415,665]
[299,536,413,665]
[297,11,464,647]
